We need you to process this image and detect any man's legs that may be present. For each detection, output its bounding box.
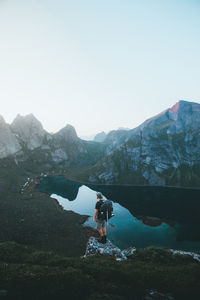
[102,226,107,243]
[102,226,106,236]
[97,220,107,243]
[98,229,103,237]
[98,226,106,237]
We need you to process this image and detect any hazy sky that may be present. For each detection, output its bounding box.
[0,0,200,137]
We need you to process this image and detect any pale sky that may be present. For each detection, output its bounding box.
[0,0,200,137]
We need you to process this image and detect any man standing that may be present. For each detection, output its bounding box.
[93,192,107,244]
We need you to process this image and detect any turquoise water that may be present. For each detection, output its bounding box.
[37,176,200,251]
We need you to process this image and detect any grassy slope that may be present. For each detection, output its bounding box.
[0,242,200,300]
[0,157,94,257]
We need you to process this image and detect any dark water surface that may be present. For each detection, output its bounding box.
[37,176,200,251]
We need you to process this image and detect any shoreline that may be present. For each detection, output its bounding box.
[31,178,98,240]
[34,175,200,253]
[34,172,200,191]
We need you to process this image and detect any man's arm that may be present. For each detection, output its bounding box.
[93,209,98,222]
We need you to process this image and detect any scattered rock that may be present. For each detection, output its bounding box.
[170,249,200,262]
[121,246,136,257]
[144,290,175,300]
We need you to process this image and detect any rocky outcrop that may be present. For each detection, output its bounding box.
[85,101,200,187]
[84,236,136,261]
[11,114,49,150]
[85,238,200,262]
[0,115,21,158]
[170,249,200,262]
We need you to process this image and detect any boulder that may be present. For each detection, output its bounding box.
[84,236,136,261]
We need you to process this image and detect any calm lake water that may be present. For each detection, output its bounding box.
[37,176,200,251]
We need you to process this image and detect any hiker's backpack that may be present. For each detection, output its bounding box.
[99,200,113,221]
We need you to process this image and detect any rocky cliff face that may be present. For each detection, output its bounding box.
[84,101,200,187]
[0,115,21,159]
[11,114,49,150]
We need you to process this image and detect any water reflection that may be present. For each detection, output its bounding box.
[38,176,81,200]
[87,184,200,224]
[37,176,200,251]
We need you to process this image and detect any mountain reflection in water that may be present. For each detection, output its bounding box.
[37,176,200,251]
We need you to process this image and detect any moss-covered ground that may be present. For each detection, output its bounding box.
[0,242,200,299]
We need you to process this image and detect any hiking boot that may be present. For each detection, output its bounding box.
[98,236,104,244]
[102,235,107,244]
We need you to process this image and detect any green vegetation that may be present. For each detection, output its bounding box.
[0,242,199,299]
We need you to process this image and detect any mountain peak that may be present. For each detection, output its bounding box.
[13,113,42,124]
[169,100,200,114]
[56,124,78,142]
[169,102,180,113]
[11,114,46,150]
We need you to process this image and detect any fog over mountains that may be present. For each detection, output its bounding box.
[1,100,200,188]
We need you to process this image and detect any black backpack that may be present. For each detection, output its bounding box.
[99,200,113,221]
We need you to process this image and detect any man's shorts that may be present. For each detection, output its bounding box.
[96,219,106,230]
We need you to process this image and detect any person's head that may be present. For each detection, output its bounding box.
[96,192,103,200]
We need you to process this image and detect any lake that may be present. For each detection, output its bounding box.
[37,176,200,251]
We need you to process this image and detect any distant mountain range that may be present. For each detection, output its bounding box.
[81,127,130,142]
[1,100,200,188]
[0,113,106,170]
